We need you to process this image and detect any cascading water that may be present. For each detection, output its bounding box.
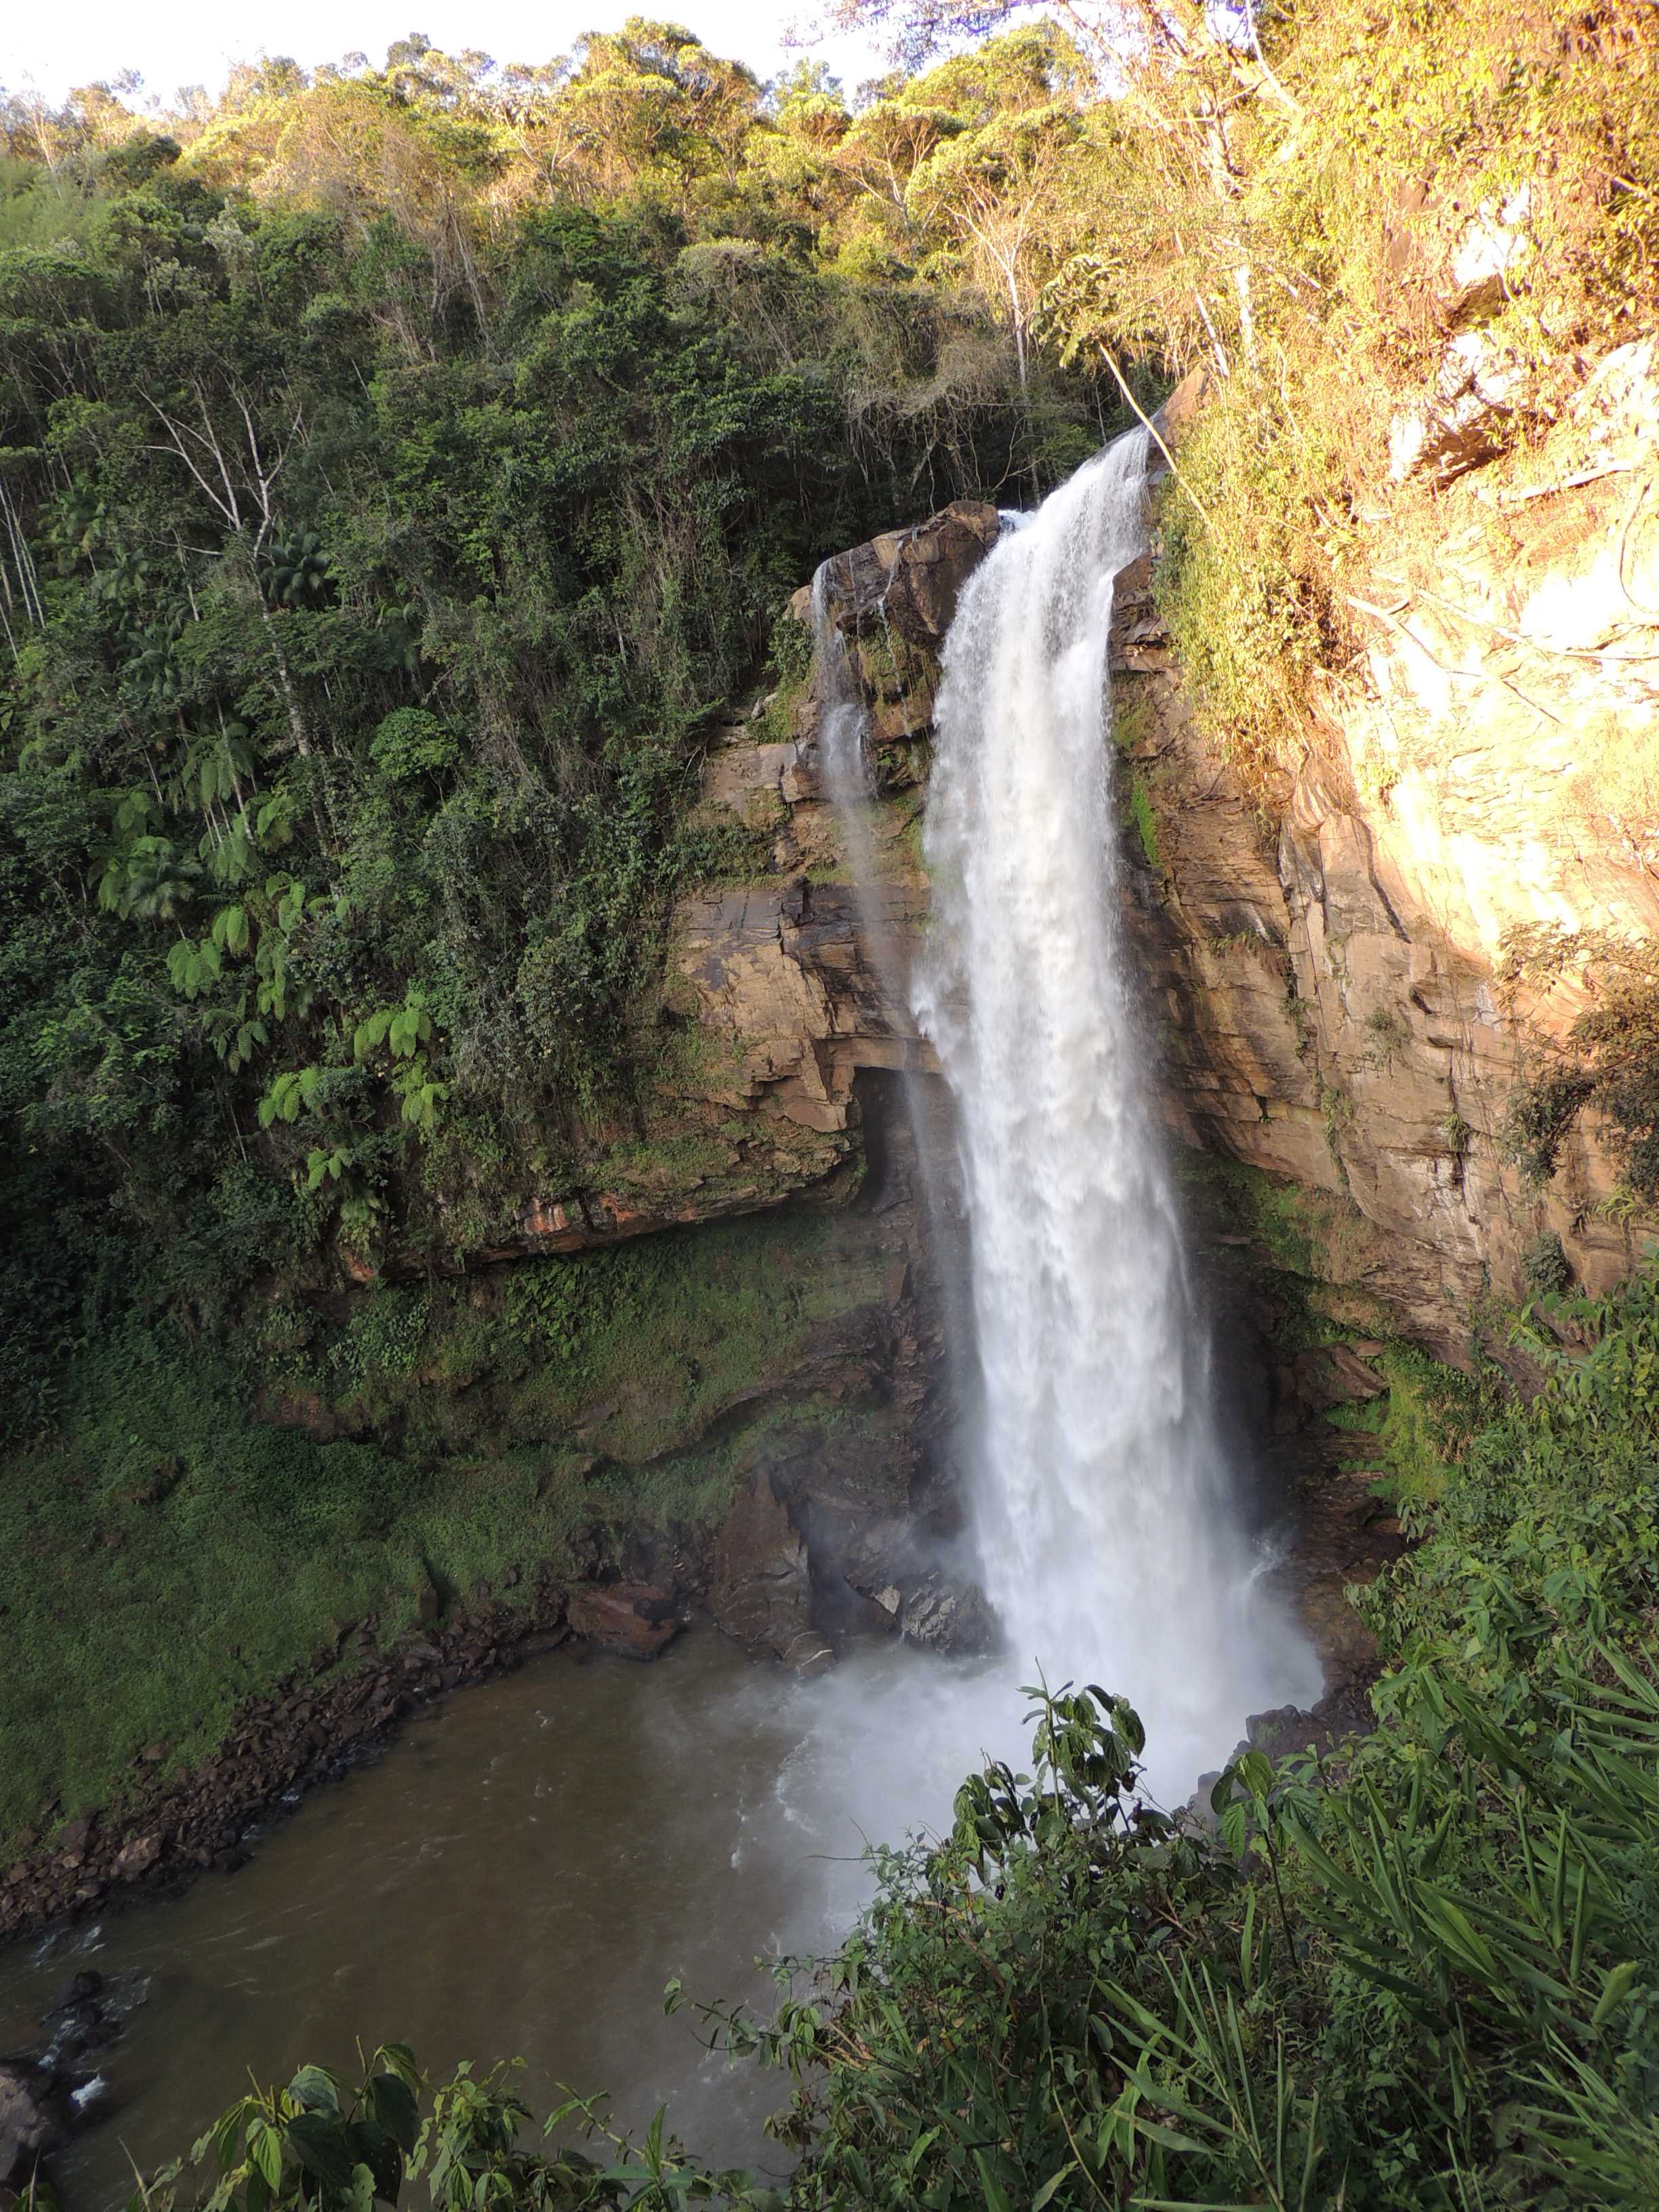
[807,560,922,1023]
[808,567,869,835]
[907,429,1319,1786]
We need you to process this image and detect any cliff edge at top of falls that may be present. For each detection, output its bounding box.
[524,336,1659,1364]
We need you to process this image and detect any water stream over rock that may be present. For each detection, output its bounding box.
[912,430,1319,1784]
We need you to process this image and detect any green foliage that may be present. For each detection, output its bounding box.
[1503,1071,1599,1191]
[328,1286,432,1388]
[656,1275,1659,2208]
[495,1208,889,1462]
[0,1198,893,1846]
[1500,929,1659,1203]
[1363,1004,1410,1069]
[1320,1080,1355,1170]
[1155,393,1351,800]
[369,709,458,785]
[68,2042,781,2212]
[1523,1229,1574,1300]
[1364,1342,1498,1509]
[0,1326,508,1842]
[0,58,1074,1411]
[1123,769,1158,870]
[1364,1265,1659,1696]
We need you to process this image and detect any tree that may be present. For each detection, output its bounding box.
[901,30,1086,389]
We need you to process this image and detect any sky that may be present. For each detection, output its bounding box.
[0,0,894,108]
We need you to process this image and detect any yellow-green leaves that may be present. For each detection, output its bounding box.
[352,990,434,1065]
[167,935,222,997]
[257,1065,321,1126]
[396,1077,449,1133]
[211,902,250,954]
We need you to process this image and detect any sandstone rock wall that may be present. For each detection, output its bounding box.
[663,497,1001,1143]
[496,508,996,1256]
[1123,338,1659,1353]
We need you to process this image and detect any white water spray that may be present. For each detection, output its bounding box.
[909,430,1319,1786]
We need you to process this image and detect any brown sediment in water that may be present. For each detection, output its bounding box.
[0,1631,821,2206]
[0,1571,691,1948]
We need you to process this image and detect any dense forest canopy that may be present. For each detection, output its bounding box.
[0,20,1108,1418]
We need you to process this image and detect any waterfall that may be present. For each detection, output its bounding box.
[905,431,1318,1784]
[808,565,869,827]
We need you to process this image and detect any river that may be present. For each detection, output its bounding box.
[0,1631,917,2207]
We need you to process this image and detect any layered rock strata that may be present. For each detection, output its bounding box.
[644,343,1659,1357]
[503,503,998,1253]
[1122,338,1659,1353]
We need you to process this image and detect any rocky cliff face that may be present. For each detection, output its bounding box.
[647,341,1659,1366]
[667,499,1000,1128]
[1124,338,1659,1355]
[462,341,1659,1685]
[497,505,997,1257]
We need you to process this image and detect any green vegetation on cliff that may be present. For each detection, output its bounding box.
[0,9,1130,1879]
[18,0,1645,1394]
[0,1202,894,1847]
[5,8,1659,2207]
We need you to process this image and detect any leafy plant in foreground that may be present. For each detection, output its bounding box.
[75,2042,779,2212]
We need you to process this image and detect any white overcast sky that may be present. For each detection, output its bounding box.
[1,1,894,106]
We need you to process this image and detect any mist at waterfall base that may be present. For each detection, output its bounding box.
[791,429,1319,1867]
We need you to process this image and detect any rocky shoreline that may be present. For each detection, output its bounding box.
[0,1439,1398,1963]
[0,1568,688,1952]
[0,1567,748,2194]
[0,1530,994,1961]
[0,1389,1404,2201]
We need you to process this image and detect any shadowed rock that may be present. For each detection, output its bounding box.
[566,1582,684,1660]
[708,1471,817,1668]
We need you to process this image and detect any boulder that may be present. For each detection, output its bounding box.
[1152,364,1211,444]
[1326,1345,1387,1401]
[840,1523,998,1654]
[1388,328,1522,483]
[114,1834,162,1881]
[897,1574,998,1656]
[0,2065,60,2190]
[566,1582,683,1660]
[808,500,1000,653]
[41,1972,102,2021]
[709,1472,818,1667]
[840,1515,920,1597]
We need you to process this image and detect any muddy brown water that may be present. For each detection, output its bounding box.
[0,1618,1271,2210]
[0,1631,905,2209]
